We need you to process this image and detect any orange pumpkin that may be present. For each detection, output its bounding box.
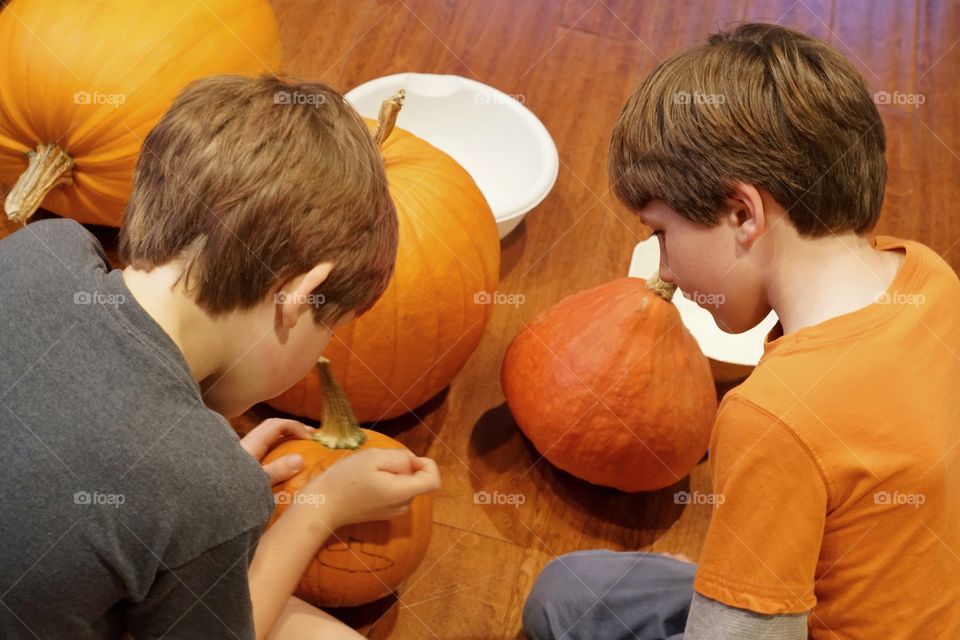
[268,92,500,422]
[0,0,281,226]
[264,357,433,607]
[501,276,718,492]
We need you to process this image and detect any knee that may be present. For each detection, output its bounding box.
[522,552,600,640]
[522,551,696,640]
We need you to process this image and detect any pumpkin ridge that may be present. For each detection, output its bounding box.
[0,0,281,225]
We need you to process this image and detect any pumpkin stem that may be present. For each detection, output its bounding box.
[373,90,406,147]
[312,356,366,450]
[646,274,679,302]
[4,143,74,224]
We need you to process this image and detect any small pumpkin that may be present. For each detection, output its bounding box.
[268,91,500,422]
[0,0,281,226]
[263,357,433,608]
[501,276,718,492]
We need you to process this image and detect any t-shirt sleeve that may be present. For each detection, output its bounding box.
[693,395,829,615]
[125,526,262,640]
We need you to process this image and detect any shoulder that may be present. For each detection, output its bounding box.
[0,219,109,305]
[880,235,960,292]
[0,218,107,268]
[712,393,818,461]
[712,393,807,450]
[710,393,832,498]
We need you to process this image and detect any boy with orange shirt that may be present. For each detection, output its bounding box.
[524,22,960,640]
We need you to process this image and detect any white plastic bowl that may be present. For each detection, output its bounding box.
[345,73,559,238]
[628,237,779,374]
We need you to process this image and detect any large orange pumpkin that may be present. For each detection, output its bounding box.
[501,276,718,492]
[264,357,433,607]
[268,92,501,422]
[0,0,281,226]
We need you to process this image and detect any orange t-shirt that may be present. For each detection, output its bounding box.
[692,235,960,639]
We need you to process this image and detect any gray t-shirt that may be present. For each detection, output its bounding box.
[0,219,274,639]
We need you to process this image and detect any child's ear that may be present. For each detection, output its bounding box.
[726,182,766,248]
[277,262,334,330]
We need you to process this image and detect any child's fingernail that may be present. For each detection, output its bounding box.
[290,454,303,470]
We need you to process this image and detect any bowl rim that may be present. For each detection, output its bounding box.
[345,72,560,222]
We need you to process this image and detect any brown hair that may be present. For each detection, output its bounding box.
[609,22,886,236]
[119,74,398,324]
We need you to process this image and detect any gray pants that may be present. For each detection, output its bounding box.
[523,551,695,640]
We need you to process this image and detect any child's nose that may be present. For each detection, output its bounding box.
[658,260,677,285]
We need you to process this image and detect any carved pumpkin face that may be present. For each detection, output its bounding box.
[263,430,433,607]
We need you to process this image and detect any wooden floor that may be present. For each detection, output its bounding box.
[7,0,957,638]
[241,1,960,637]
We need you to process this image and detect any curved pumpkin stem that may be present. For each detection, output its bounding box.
[4,143,74,224]
[646,274,679,302]
[313,356,366,450]
[373,89,405,147]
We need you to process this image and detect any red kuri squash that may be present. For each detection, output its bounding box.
[501,276,718,492]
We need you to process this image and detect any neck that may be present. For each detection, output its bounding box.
[121,263,227,383]
[767,232,903,335]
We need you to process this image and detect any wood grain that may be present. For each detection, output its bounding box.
[7,1,954,637]
[253,2,960,637]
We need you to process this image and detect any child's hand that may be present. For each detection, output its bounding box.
[659,552,694,564]
[240,418,314,485]
[296,448,441,530]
